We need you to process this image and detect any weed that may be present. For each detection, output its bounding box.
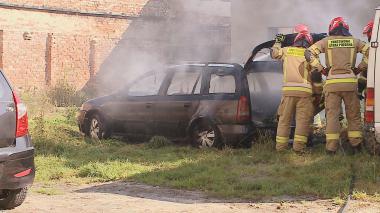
[33,187,64,196]
[46,80,87,107]
[145,136,172,149]
[30,110,380,200]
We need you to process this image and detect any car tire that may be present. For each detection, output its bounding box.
[0,187,28,210]
[87,114,111,140]
[190,120,224,149]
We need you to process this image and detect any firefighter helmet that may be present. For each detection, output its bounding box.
[294,24,309,33]
[363,20,374,41]
[329,17,351,36]
[294,31,313,48]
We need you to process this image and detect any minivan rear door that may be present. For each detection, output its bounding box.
[0,71,16,148]
[247,61,283,127]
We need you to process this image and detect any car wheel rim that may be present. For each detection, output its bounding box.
[197,129,215,148]
[90,118,100,139]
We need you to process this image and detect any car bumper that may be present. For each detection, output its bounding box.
[0,135,35,189]
[218,124,253,144]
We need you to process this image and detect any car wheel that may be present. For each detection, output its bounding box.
[87,114,110,140]
[191,120,223,149]
[0,188,28,210]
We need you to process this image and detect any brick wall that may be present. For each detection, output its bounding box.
[0,0,231,92]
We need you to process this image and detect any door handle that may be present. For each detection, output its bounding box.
[184,103,191,108]
[146,103,153,108]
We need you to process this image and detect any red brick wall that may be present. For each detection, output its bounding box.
[0,0,231,92]
[0,0,140,91]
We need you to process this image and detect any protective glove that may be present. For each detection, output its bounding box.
[321,67,329,76]
[311,70,322,83]
[275,34,286,43]
[353,67,361,75]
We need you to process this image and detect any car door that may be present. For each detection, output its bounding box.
[104,71,167,136]
[152,66,203,138]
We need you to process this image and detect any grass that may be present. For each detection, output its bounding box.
[28,108,380,201]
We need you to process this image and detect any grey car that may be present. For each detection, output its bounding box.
[0,70,34,209]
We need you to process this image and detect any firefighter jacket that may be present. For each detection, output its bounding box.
[306,36,369,93]
[271,42,313,97]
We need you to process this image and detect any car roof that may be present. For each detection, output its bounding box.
[377,6,380,10]
[170,63,242,69]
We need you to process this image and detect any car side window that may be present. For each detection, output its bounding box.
[167,71,201,95]
[209,74,236,94]
[128,72,166,97]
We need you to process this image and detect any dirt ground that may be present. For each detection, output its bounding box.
[8,182,380,213]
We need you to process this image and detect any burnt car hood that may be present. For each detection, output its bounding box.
[84,95,116,108]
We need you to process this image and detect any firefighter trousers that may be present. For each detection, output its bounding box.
[325,91,362,152]
[276,96,314,152]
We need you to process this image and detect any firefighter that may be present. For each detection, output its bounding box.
[357,20,374,98]
[305,17,369,154]
[272,30,315,153]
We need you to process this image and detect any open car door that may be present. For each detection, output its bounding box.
[243,33,327,127]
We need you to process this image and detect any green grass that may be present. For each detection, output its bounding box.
[29,110,380,201]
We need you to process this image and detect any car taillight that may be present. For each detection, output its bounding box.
[12,92,28,137]
[365,87,375,124]
[237,96,250,122]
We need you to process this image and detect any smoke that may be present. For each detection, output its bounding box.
[92,0,378,95]
[94,0,231,95]
[231,0,379,62]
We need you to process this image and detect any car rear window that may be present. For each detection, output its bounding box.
[209,74,236,94]
[167,71,201,95]
[0,72,13,102]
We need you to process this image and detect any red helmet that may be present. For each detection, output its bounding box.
[294,31,313,48]
[363,20,374,41]
[294,24,309,33]
[329,17,350,35]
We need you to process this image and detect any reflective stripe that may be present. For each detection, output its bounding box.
[310,45,321,55]
[362,43,369,54]
[363,56,368,64]
[326,133,340,140]
[294,135,308,143]
[310,58,320,67]
[358,76,367,81]
[284,82,312,88]
[327,73,356,80]
[313,83,324,87]
[348,131,362,138]
[282,87,312,93]
[287,47,305,57]
[326,78,357,85]
[276,136,289,144]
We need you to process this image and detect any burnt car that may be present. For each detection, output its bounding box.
[0,70,34,209]
[78,63,256,148]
